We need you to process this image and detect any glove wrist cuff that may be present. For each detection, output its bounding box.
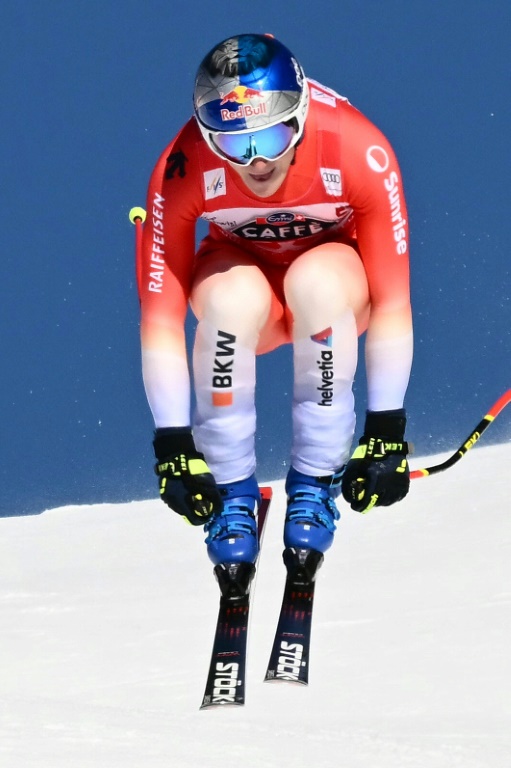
[363,409,406,441]
[153,427,195,460]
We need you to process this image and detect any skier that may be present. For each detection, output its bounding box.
[138,33,413,575]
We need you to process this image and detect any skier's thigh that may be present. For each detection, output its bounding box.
[283,242,370,331]
[190,247,290,351]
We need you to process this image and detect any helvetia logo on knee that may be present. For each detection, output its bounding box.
[212,661,242,704]
[275,641,306,682]
[317,349,334,406]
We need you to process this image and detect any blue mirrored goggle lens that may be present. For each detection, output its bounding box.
[212,122,296,164]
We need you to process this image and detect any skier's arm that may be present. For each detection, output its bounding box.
[137,131,223,520]
[340,107,413,511]
[343,108,413,411]
[137,130,200,428]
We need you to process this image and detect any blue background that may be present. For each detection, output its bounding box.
[2,1,509,515]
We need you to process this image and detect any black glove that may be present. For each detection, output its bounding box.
[153,427,222,525]
[341,409,410,513]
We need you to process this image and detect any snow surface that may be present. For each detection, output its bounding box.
[1,444,510,768]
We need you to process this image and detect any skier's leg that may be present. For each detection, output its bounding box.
[190,248,286,480]
[190,246,286,564]
[282,241,369,553]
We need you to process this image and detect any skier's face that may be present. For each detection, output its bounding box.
[228,145,296,198]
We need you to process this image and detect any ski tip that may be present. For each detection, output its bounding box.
[264,670,309,686]
[129,206,147,224]
[259,486,273,500]
[200,699,245,710]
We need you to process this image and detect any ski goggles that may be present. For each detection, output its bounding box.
[210,121,297,166]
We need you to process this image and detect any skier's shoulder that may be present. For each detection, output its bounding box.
[152,117,202,172]
[307,78,389,144]
[146,117,204,219]
[306,76,347,101]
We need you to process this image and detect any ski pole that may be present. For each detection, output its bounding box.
[410,389,511,479]
[129,207,146,293]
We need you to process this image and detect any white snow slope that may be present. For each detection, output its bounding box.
[1,443,510,768]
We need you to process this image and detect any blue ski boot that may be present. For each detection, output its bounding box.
[284,466,344,554]
[204,474,261,566]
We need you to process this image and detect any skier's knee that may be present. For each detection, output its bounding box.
[200,268,272,328]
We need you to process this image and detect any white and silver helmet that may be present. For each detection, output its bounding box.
[193,33,309,165]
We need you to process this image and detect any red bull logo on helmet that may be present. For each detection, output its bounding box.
[220,85,264,105]
[219,85,267,122]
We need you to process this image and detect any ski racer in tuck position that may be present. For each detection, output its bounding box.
[138,33,413,581]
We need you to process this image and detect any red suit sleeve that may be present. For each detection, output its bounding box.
[341,105,413,412]
[137,120,203,427]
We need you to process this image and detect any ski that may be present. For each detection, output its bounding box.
[200,486,272,709]
[264,547,323,686]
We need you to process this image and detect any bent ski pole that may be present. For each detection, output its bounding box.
[410,389,511,479]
